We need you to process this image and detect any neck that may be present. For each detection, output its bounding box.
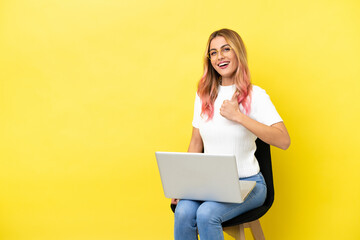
[221,77,234,86]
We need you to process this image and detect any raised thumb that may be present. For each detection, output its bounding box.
[232,91,239,102]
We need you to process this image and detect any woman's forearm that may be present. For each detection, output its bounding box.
[235,112,291,150]
[219,95,290,150]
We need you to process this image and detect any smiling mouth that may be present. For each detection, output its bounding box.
[218,62,230,68]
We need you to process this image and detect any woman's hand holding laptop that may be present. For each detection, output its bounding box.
[171,198,179,205]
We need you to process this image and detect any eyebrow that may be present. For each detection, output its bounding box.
[209,44,230,51]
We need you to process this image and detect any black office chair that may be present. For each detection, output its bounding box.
[171,138,274,240]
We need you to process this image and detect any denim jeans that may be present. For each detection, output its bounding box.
[174,172,267,240]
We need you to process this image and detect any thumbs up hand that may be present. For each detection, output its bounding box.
[220,91,243,122]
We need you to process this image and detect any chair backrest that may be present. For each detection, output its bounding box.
[221,138,274,227]
[254,138,274,208]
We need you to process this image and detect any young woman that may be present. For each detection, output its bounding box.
[172,29,290,240]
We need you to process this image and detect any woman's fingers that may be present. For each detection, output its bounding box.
[220,96,242,122]
[171,198,179,205]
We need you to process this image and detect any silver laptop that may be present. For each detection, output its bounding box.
[155,152,256,203]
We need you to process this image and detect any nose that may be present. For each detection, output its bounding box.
[217,51,225,60]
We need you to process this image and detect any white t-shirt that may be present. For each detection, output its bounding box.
[192,85,283,178]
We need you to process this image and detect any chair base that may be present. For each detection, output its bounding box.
[223,220,265,240]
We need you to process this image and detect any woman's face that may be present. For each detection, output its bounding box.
[209,36,238,81]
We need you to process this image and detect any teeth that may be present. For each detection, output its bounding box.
[219,62,229,67]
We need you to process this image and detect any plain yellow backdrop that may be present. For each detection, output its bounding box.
[0,0,359,239]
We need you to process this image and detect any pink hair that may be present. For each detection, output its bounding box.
[198,29,252,120]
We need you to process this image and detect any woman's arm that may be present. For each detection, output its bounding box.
[171,127,204,205]
[235,115,290,150]
[220,93,290,150]
[187,127,204,153]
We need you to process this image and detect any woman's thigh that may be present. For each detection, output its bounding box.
[175,199,203,222]
[197,173,267,224]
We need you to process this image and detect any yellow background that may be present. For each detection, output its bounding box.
[1,0,359,239]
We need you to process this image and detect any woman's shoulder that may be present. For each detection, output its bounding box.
[195,91,201,101]
[251,85,268,98]
[250,85,274,109]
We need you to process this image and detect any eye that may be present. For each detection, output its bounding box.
[209,51,217,56]
[223,47,231,52]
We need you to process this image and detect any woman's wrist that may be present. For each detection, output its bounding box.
[235,109,244,124]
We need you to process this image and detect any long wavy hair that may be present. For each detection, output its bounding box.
[197,28,252,120]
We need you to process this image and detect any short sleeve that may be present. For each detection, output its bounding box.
[250,86,283,126]
[192,93,201,129]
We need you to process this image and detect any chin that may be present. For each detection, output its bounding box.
[220,72,235,79]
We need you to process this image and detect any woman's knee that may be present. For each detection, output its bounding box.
[196,204,221,226]
[174,201,198,223]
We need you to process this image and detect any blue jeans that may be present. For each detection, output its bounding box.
[174,172,267,240]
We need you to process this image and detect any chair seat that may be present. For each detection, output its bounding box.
[222,205,269,227]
